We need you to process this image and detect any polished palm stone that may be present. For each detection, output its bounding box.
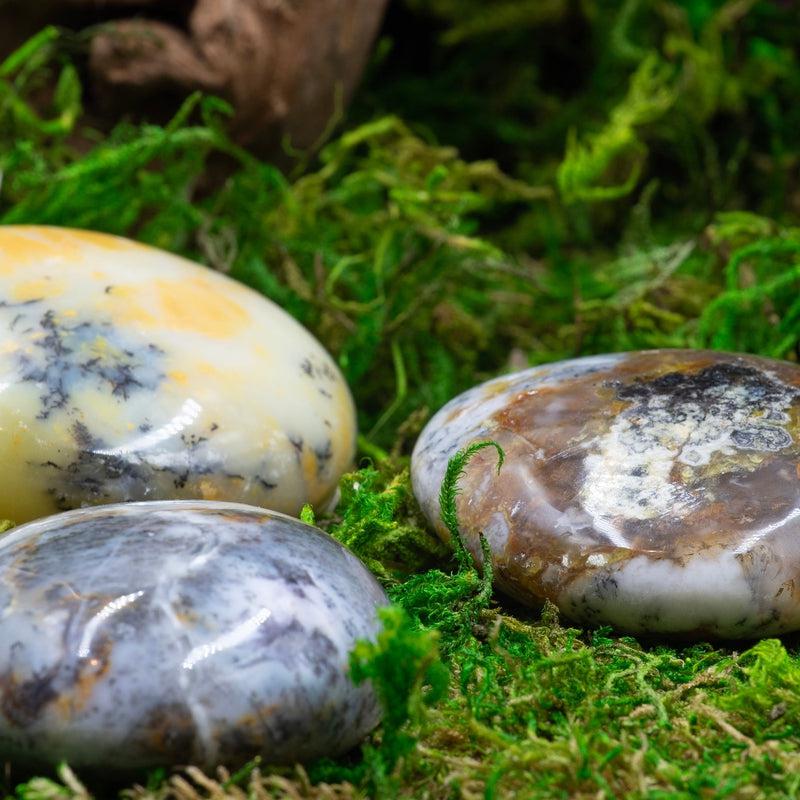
[412,350,800,638]
[0,501,388,769]
[0,226,356,523]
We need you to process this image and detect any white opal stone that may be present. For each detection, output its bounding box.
[411,350,800,638]
[0,501,388,769]
[0,226,356,523]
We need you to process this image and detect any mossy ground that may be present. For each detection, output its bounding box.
[3,1,800,797]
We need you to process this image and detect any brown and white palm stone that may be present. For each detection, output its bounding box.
[411,350,800,638]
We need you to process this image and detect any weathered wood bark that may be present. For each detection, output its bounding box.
[0,0,389,162]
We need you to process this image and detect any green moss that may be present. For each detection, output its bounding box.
[4,3,800,797]
[348,607,449,797]
[329,464,447,582]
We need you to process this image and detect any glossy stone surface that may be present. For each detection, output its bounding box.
[0,501,388,769]
[0,226,356,524]
[412,350,800,638]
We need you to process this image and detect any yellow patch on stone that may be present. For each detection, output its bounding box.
[11,277,66,302]
[199,479,221,500]
[154,278,249,338]
[0,227,131,273]
[60,228,131,252]
[96,285,160,328]
[0,229,81,271]
[20,226,130,254]
[301,446,319,493]
[169,370,188,385]
[0,415,62,522]
[484,378,513,398]
[196,360,233,380]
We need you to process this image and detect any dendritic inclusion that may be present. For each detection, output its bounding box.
[411,350,800,638]
[582,363,798,533]
[0,226,356,522]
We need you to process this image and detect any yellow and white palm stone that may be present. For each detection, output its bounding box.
[0,226,356,524]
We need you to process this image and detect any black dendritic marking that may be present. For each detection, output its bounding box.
[299,356,337,383]
[314,440,333,477]
[4,301,295,508]
[613,362,800,456]
[43,422,151,510]
[8,305,166,419]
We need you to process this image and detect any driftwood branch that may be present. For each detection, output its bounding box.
[0,0,388,161]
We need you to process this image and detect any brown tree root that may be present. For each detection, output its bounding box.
[0,0,388,163]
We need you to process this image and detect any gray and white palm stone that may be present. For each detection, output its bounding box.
[0,501,389,770]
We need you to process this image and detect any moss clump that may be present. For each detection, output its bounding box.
[4,2,800,797]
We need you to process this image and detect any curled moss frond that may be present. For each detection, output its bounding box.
[438,440,504,571]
